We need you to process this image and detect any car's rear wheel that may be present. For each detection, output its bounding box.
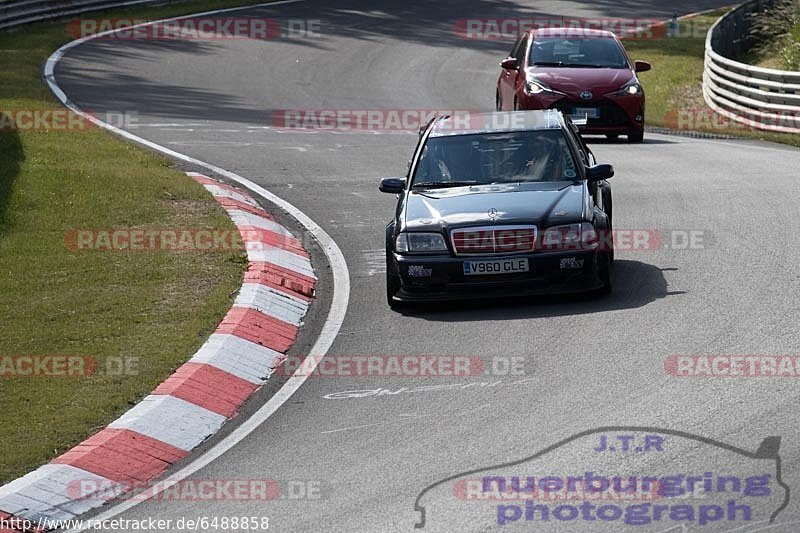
[605,133,619,140]
[495,91,502,111]
[513,96,519,111]
[628,131,644,143]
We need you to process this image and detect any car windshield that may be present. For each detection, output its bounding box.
[412,130,579,188]
[529,37,628,68]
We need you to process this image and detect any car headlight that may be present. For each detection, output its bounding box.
[541,223,598,250]
[396,232,448,254]
[613,79,642,96]
[525,80,563,95]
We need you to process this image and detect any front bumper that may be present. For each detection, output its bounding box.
[392,249,605,302]
[520,92,644,134]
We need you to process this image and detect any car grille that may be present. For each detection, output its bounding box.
[450,226,537,256]
[551,99,630,127]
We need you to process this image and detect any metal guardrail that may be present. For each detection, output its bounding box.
[703,0,800,133]
[0,0,170,31]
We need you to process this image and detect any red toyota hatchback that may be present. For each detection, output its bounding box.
[496,28,651,142]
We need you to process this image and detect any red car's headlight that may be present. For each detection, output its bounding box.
[610,79,643,96]
[525,80,566,96]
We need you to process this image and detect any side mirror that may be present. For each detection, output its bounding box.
[500,57,519,70]
[379,177,407,194]
[634,60,651,73]
[586,164,614,182]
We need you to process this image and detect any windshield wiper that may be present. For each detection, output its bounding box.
[412,180,480,189]
[532,61,565,67]
[575,63,626,68]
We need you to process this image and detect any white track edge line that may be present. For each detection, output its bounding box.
[40,1,351,529]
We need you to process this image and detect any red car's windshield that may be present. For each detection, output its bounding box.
[529,37,628,68]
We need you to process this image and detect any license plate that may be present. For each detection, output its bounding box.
[463,258,529,276]
[572,107,600,119]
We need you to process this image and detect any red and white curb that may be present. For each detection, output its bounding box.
[0,173,316,530]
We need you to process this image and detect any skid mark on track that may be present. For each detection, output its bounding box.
[320,422,384,434]
[320,404,493,434]
[362,249,385,276]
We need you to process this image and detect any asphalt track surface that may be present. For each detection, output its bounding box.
[53,0,800,531]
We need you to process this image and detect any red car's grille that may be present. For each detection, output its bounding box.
[552,100,630,127]
[451,226,537,256]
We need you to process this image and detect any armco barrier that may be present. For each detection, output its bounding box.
[0,0,167,31]
[703,0,800,133]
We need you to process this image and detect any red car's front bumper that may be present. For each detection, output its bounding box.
[519,92,644,135]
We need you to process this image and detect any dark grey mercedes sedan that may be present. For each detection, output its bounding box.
[379,110,615,308]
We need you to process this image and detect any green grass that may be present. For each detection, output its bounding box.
[749,20,800,71]
[0,0,279,484]
[623,13,800,147]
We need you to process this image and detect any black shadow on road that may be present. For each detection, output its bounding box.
[584,135,679,145]
[401,260,680,320]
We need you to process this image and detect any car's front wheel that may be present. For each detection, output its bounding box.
[600,190,613,264]
[628,131,644,143]
[596,252,613,295]
[386,245,402,309]
[386,268,401,309]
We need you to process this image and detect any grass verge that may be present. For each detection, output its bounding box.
[623,13,800,148]
[0,0,277,484]
[749,21,800,70]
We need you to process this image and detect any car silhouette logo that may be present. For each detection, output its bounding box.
[414,427,791,530]
[580,90,593,100]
